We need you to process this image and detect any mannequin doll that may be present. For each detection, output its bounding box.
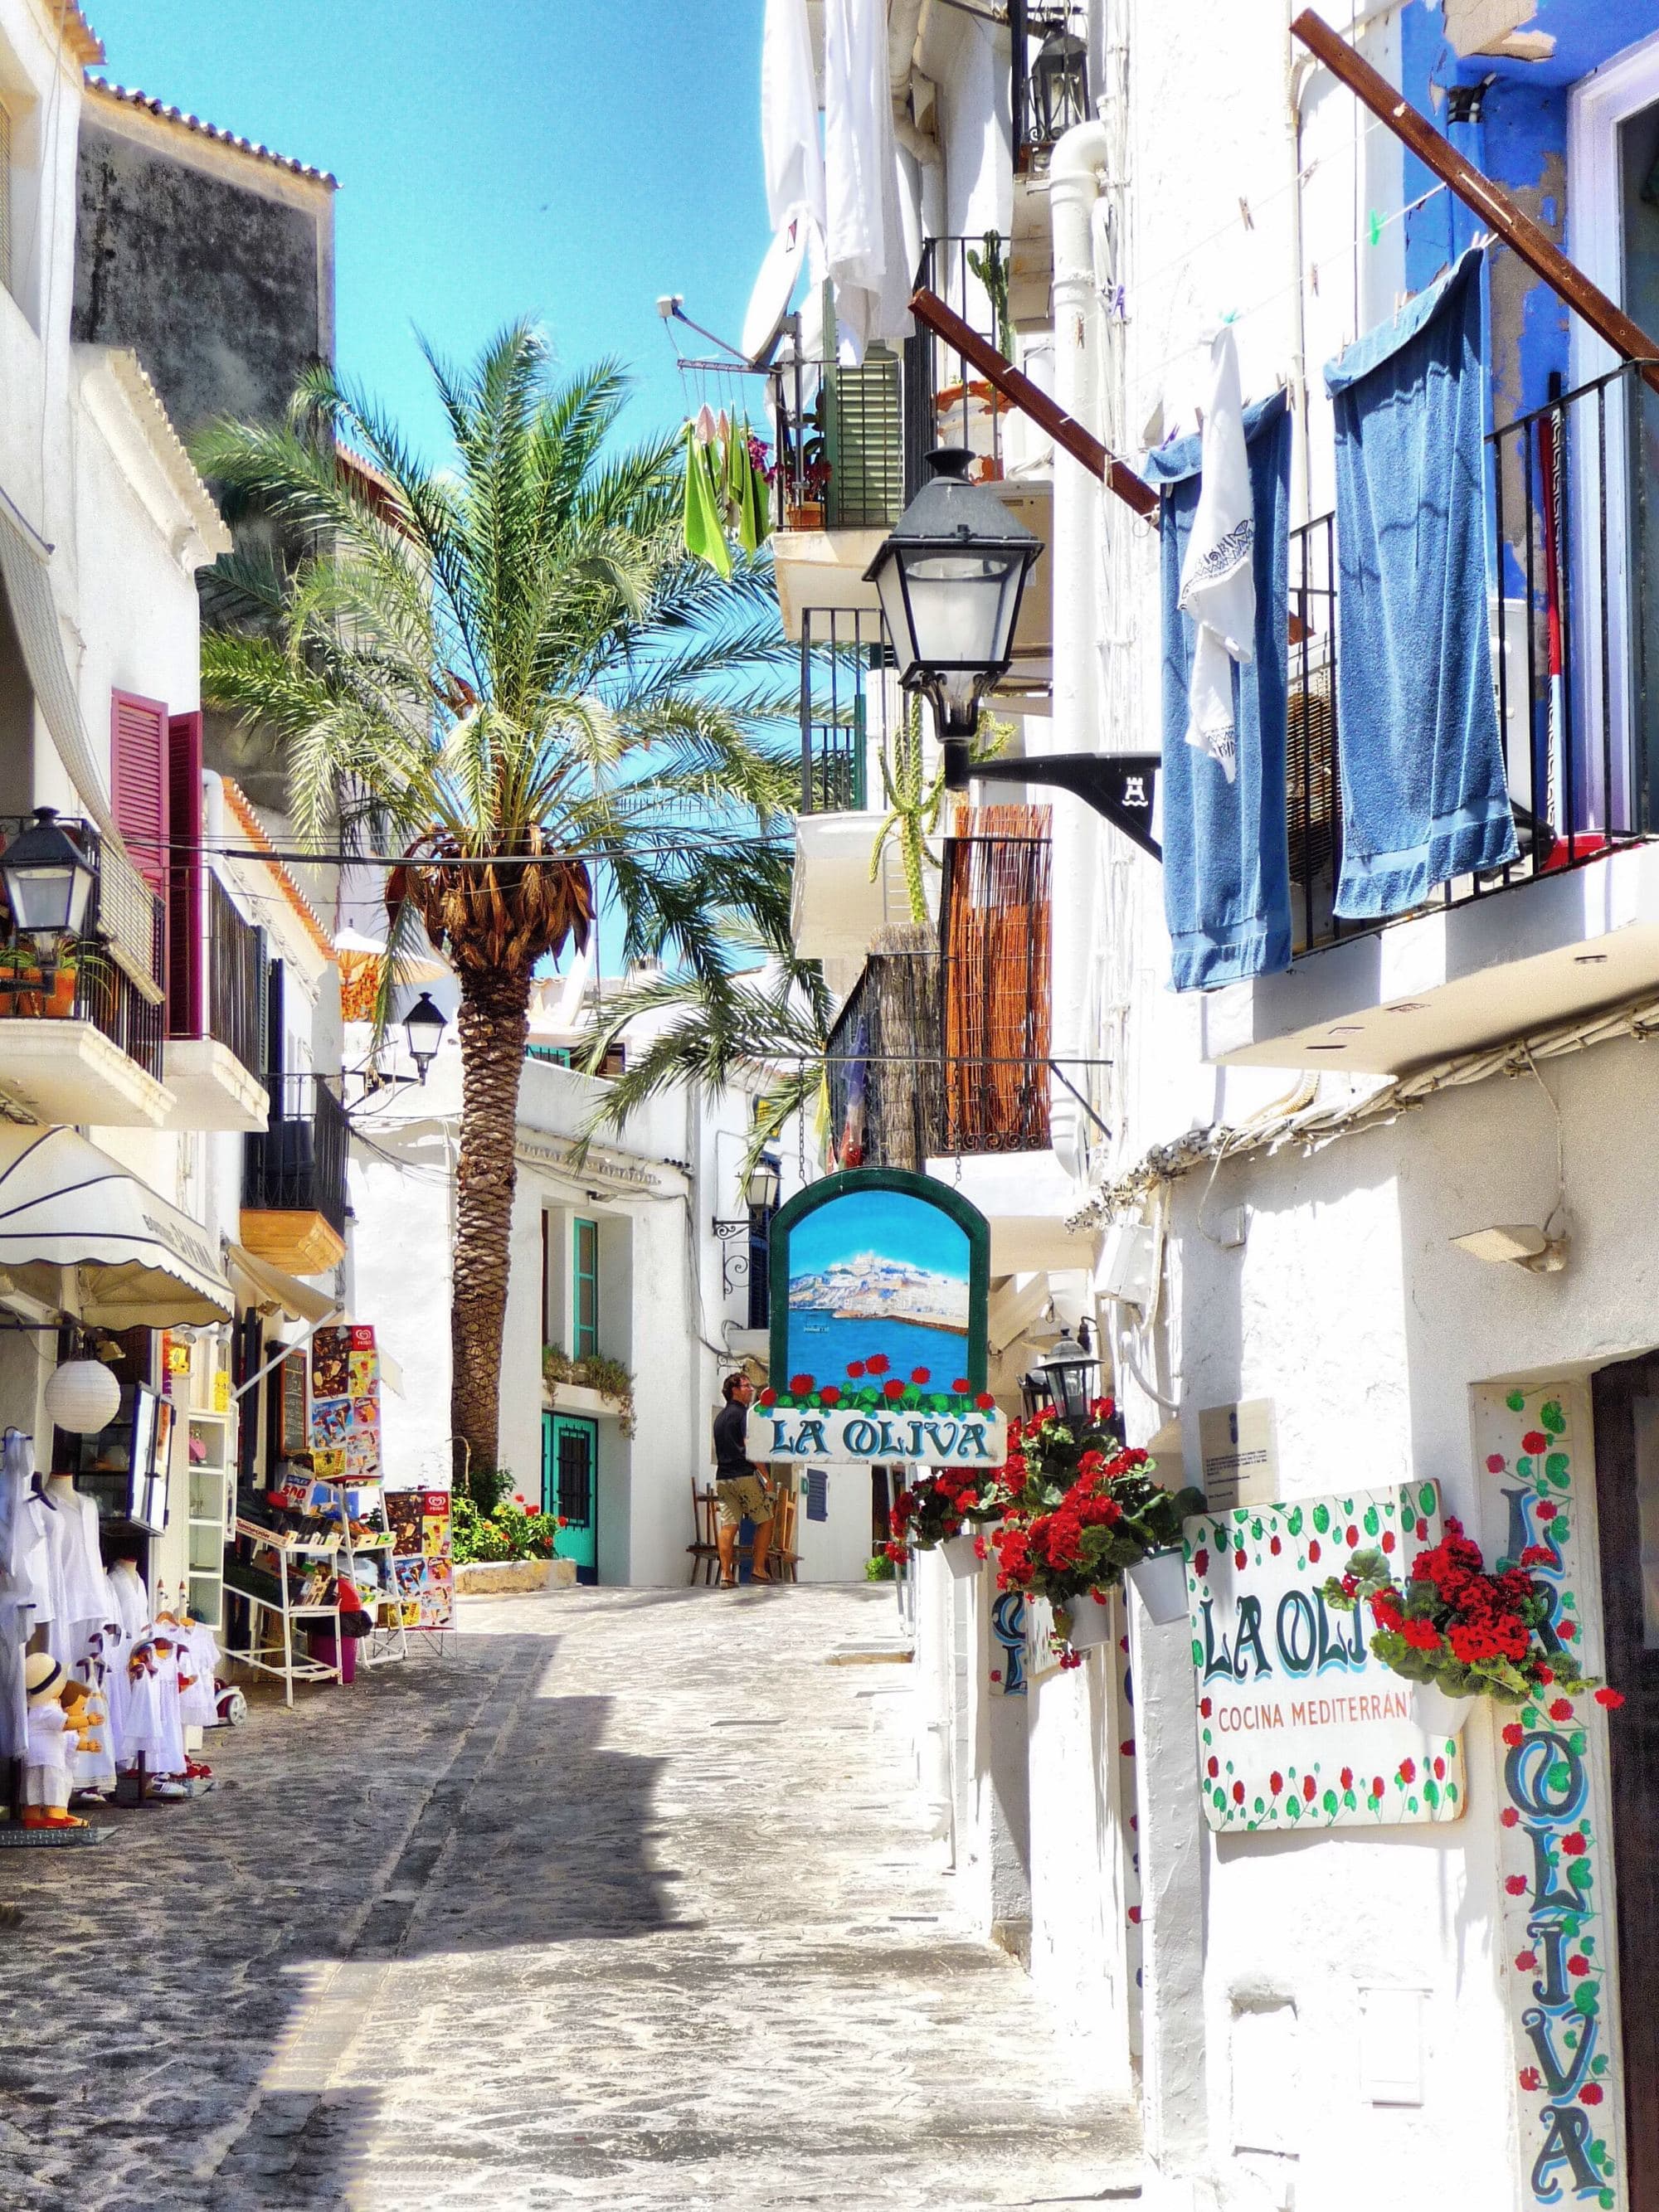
[22,1652,86,1830]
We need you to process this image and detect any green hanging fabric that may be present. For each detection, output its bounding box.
[737,421,769,555]
[683,422,731,577]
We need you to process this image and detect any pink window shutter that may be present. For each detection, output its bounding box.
[109,690,169,899]
[167,711,203,1038]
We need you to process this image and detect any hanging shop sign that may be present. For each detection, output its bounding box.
[749,1168,1005,1466]
[1186,1481,1468,1833]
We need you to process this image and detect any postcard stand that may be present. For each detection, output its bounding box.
[323,1476,407,1667]
[224,1519,342,1708]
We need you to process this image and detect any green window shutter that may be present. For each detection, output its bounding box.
[572,1218,599,1359]
[825,345,902,530]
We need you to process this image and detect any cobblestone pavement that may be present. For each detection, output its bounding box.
[0,1582,1140,2211]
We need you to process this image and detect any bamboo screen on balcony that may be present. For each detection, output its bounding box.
[941,805,1052,1154]
[825,924,941,1172]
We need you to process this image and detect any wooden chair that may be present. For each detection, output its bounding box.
[765,1477,800,1584]
[688,1480,721,1586]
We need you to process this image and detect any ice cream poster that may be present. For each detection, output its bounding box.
[753,1169,999,1466]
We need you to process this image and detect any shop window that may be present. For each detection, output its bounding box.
[572,1217,599,1359]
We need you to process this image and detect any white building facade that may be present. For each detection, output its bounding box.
[0,0,348,1642]
[742,2,1659,2207]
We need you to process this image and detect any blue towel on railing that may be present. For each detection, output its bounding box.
[1145,386,1292,992]
[1324,247,1516,917]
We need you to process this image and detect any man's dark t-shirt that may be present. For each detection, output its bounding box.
[713,1398,752,1477]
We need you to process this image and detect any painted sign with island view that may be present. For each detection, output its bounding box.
[1187,1481,1467,1834]
[748,1168,1004,1467]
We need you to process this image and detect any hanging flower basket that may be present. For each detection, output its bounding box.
[1053,1592,1113,1650]
[1324,1517,1624,1711]
[987,1400,1205,1666]
[1126,1546,1189,1624]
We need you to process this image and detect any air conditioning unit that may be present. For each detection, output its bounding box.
[1097,1219,1156,1308]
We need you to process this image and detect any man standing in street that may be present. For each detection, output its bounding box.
[712,1373,772,1587]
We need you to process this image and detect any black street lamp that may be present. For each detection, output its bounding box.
[1036,1324,1100,1423]
[865,448,1041,780]
[401,992,447,1082]
[0,808,95,964]
[1032,26,1089,143]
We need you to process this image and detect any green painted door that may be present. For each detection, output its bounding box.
[543,1411,598,1582]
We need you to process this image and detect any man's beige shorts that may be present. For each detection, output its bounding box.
[716,1475,770,1529]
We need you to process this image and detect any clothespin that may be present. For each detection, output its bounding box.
[1310,260,1321,296]
[1238,197,1255,232]
[1367,209,1384,247]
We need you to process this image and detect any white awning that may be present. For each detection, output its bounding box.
[226,1242,341,1326]
[0,489,117,843]
[0,1125,233,1326]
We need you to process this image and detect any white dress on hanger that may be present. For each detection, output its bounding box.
[117,1645,165,1767]
[108,1561,148,1640]
[46,1479,113,1661]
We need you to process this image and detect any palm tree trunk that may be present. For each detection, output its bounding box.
[450,966,531,1488]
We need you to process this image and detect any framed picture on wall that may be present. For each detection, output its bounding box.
[126,1386,172,1534]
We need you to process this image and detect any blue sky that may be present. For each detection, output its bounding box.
[791,1193,971,1286]
[86,0,773,465]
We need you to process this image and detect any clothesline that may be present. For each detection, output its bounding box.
[1124,108,1440,304]
[1127,177,1453,395]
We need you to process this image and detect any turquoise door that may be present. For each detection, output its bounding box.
[543,1411,598,1583]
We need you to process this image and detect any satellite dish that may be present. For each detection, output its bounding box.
[742,221,807,366]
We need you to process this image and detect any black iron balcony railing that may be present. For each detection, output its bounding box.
[1287,357,1657,953]
[798,607,897,813]
[243,1073,348,1234]
[167,871,265,1082]
[903,236,1013,503]
[773,347,903,532]
[0,814,166,1077]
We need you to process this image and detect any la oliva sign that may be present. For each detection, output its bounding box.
[750,1167,1004,1467]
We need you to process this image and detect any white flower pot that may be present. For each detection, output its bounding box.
[1127,1549,1190,1624]
[941,1534,982,1575]
[1057,1592,1114,1650]
[1411,1680,1479,1738]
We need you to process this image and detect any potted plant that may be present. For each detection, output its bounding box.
[542,1346,636,1438]
[990,1400,1204,1663]
[786,437,830,530]
[887,1463,1005,1563]
[1324,1516,1624,1730]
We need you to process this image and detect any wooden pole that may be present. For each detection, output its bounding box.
[907,285,1160,518]
[1291,9,1659,398]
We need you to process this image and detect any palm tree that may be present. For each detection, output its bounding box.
[195,323,798,1485]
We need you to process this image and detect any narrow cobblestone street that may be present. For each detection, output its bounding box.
[0,1585,1139,2211]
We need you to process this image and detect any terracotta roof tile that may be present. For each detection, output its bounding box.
[65,7,103,64]
[84,78,338,187]
[219,781,338,964]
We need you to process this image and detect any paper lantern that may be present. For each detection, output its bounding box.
[45,1357,121,1435]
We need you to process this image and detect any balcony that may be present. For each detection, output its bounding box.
[1204,360,1659,1075]
[160,873,269,1131]
[824,812,1053,1158]
[241,1073,348,1274]
[767,344,902,645]
[0,817,171,1126]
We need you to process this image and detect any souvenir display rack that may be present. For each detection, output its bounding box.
[222,1514,341,1706]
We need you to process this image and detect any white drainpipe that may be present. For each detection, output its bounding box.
[1043,120,1112,1180]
